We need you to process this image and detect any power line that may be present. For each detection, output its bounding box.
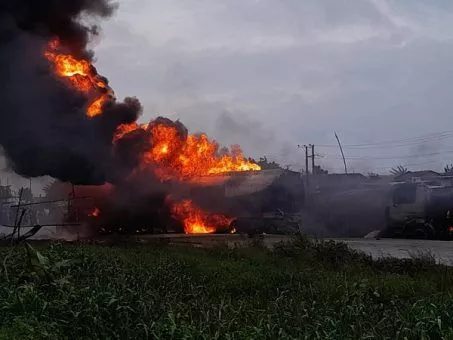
[315,130,453,149]
[319,150,453,161]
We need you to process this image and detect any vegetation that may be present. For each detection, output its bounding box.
[313,165,328,175]
[445,164,453,174]
[367,172,380,179]
[390,165,409,176]
[0,238,452,339]
[253,156,281,170]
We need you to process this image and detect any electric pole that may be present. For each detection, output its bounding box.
[305,145,309,176]
[311,144,315,175]
[297,144,316,175]
[297,145,309,187]
[334,132,348,174]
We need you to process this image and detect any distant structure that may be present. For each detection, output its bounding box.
[393,170,441,183]
[0,184,15,225]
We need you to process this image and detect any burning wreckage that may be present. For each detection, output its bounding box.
[0,0,304,238]
[43,168,304,236]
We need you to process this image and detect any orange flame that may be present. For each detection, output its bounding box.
[44,39,110,117]
[170,199,233,234]
[146,123,260,179]
[88,207,101,217]
[114,121,261,180]
[113,122,148,142]
[87,96,109,117]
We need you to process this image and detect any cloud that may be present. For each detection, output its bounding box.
[94,0,453,173]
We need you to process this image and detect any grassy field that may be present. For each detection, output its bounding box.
[0,237,452,339]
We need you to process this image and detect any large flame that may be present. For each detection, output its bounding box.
[113,122,149,142]
[146,124,261,177]
[170,199,233,234]
[115,122,261,180]
[44,39,111,117]
[44,39,260,234]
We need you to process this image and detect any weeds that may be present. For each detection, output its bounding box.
[0,239,451,339]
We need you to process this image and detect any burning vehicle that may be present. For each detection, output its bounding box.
[45,168,305,236]
[186,169,304,234]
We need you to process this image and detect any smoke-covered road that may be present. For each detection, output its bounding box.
[342,238,453,266]
[2,229,453,265]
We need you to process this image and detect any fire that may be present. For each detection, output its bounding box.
[170,199,233,234]
[87,96,108,117]
[44,39,110,117]
[113,120,260,233]
[114,120,261,180]
[44,39,261,235]
[88,207,101,217]
[113,122,149,142]
[144,122,260,179]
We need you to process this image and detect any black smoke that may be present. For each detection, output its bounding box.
[0,0,144,184]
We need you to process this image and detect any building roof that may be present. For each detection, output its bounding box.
[394,170,441,181]
[325,173,367,179]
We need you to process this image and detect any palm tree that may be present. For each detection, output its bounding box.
[444,164,453,174]
[390,165,409,176]
[252,156,281,170]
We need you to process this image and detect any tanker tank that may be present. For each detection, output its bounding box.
[47,169,306,235]
[188,169,305,234]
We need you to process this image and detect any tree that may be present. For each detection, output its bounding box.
[313,165,328,175]
[251,156,281,170]
[390,165,409,176]
[367,172,380,179]
[445,164,453,174]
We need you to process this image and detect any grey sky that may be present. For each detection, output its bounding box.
[89,0,453,174]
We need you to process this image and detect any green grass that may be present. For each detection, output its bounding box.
[0,237,452,339]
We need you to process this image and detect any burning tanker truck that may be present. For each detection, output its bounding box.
[186,169,305,234]
[52,168,305,236]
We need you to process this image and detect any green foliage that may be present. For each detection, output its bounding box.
[0,240,452,339]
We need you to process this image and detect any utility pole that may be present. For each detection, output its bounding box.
[297,145,309,187]
[311,144,315,175]
[305,146,309,176]
[334,132,348,174]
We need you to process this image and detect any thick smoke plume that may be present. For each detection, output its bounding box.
[0,0,143,184]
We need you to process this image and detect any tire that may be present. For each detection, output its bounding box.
[403,220,434,239]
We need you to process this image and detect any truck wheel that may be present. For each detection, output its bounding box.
[403,221,434,239]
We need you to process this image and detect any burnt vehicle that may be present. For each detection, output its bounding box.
[189,168,305,234]
[52,169,305,235]
[379,181,453,240]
